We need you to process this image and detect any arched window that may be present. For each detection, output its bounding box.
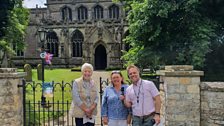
[12,43,24,57]
[94,5,104,19]
[61,6,72,21]
[109,5,119,19]
[78,6,88,21]
[46,31,59,57]
[71,30,83,57]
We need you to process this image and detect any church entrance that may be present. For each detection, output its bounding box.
[95,44,107,70]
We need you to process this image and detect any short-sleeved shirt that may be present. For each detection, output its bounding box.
[125,79,159,116]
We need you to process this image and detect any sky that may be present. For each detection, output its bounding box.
[23,0,47,8]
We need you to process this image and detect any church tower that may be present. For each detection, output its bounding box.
[13,0,129,69]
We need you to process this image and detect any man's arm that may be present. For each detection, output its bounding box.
[124,99,132,108]
[154,95,161,124]
[154,95,161,113]
[124,87,133,108]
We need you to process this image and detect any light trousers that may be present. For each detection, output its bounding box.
[108,119,128,126]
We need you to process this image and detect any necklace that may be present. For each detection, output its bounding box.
[133,80,142,103]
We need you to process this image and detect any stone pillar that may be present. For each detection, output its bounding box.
[0,68,26,126]
[156,65,204,126]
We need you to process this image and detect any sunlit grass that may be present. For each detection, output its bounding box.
[25,69,81,125]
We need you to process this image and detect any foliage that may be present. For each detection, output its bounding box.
[198,0,224,81]
[203,35,224,81]
[119,0,220,70]
[0,0,29,67]
[105,66,124,71]
[0,0,15,39]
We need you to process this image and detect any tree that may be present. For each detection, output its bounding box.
[0,0,15,39]
[198,0,224,81]
[0,0,29,67]
[120,0,219,70]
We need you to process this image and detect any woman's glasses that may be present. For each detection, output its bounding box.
[111,70,121,74]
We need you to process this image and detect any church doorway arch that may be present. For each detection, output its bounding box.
[95,44,107,70]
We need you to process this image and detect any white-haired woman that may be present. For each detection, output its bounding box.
[70,63,98,126]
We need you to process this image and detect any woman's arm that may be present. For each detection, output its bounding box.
[101,87,108,117]
[72,81,88,112]
[92,86,99,110]
[101,87,109,125]
[127,113,132,124]
[88,85,98,116]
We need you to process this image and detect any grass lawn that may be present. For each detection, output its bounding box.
[26,68,82,103]
[24,69,82,125]
[32,68,82,82]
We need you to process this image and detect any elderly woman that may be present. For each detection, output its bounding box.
[70,63,98,126]
[101,71,131,126]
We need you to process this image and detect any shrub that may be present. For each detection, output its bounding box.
[71,66,81,71]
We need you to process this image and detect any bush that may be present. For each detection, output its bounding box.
[71,66,81,71]
[105,66,124,71]
[141,74,160,91]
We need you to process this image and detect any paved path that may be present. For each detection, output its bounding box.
[92,71,110,126]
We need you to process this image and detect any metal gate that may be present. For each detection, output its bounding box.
[21,79,74,126]
[20,77,109,126]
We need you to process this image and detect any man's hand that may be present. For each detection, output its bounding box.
[124,100,132,108]
[154,114,160,124]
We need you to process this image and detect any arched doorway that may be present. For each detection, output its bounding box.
[95,44,107,70]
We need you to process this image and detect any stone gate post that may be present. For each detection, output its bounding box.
[156,65,204,126]
[0,68,26,126]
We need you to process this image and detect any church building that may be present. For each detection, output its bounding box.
[12,0,129,69]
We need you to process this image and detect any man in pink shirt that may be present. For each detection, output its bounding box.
[125,65,161,126]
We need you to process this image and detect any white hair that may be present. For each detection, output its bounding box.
[81,63,94,72]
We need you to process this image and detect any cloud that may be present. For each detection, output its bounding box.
[23,0,46,8]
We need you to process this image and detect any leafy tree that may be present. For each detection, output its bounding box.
[119,0,219,70]
[0,0,15,38]
[197,0,224,81]
[0,0,29,67]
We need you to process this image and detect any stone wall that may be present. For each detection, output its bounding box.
[0,68,26,126]
[157,65,203,126]
[1,66,223,126]
[157,65,224,126]
[200,82,224,126]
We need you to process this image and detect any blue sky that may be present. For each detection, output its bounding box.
[23,0,46,8]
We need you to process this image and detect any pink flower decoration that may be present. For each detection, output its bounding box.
[45,53,53,64]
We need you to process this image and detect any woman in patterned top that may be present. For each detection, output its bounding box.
[101,71,131,126]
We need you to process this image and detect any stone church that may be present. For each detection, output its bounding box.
[12,0,129,69]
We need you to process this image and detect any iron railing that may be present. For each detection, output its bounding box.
[21,80,74,126]
[20,77,109,126]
